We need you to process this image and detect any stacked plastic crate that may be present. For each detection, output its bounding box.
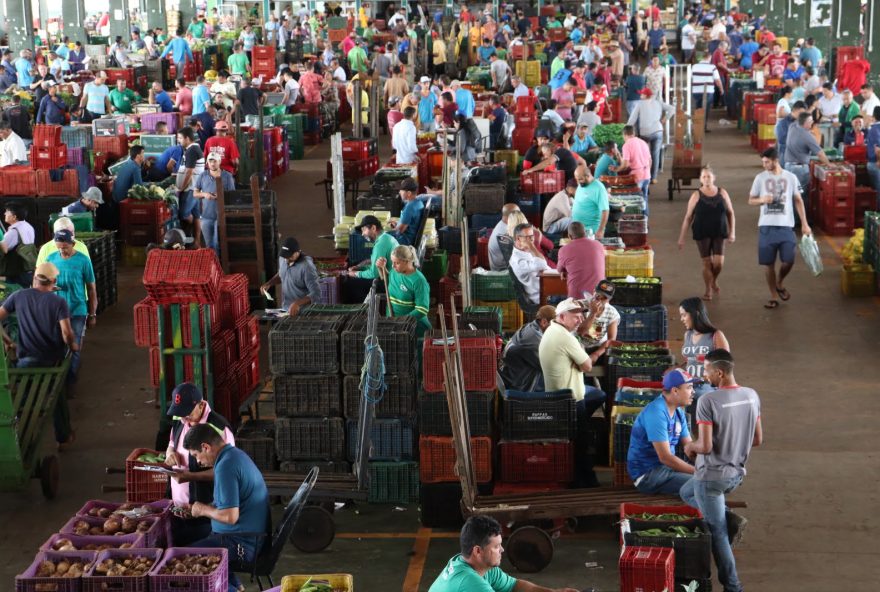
[342,315,419,504]
[419,330,497,525]
[78,231,118,314]
[278,113,305,160]
[812,162,856,236]
[470,269,522,333]
[293,103,322,145]
[269,307,368,478]
[512,96,537,156]
[610,379,663,486]
[29,124,79,197]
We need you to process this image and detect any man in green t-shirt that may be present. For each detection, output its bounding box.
[347,38,369,75]
[429,516,578,592]
[186,16,205,39]
[348,215,398,279]
[227,43,250,75]
[109,78,140,114]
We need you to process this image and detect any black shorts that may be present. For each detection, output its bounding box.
[696,237,725,258]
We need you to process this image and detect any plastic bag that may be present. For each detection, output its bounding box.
[799,234,823,277]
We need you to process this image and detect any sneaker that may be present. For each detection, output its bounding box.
[726,510,748,547]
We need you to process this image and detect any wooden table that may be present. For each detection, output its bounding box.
[539,271,567,305]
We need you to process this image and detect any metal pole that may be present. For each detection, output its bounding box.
[370,73,380,139]
[331,132,346,225]
[461,217,472,307]
[353,79,363,139]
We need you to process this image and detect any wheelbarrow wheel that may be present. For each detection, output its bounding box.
[506,526,553,573]
[291,505,335,553]
[40,455,60,500]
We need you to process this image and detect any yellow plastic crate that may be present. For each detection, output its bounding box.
[492,149,520,176]
[609,405,645,467]
[282,574,354,592]
[776,36,789,51]
[757,123,776,141]
[515,60,541,88]
[122,244,147,267]
[475,298,523,333]
[605,247,654,278]
[841,264,875,297]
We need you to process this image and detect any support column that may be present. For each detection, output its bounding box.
[146,0,167,32]
[178,0,196,31]
[779,0,805,39]
[763,0,784,34]
[108,0,131,42]
[61,0,88,45]
[4,0,36,55]
[445,0,454,17]
[860,0,879,85]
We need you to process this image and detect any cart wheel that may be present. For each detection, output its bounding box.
[291,505,335,553]
[506,526,553,573]
[40,455,60,500]
[668,179,675,201]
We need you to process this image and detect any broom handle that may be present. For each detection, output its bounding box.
[379,265,393,317]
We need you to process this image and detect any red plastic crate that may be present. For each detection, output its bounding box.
[419,436,492,483]
[143,248,223,305]
[235,315,260,355]
[548,28,567,43]
[104,67,135,87]
[210,329,237,371]
[342,137,378,161]
[303,131,321,145]
[514,112,535,127]
[619,546,675,592]
[423,334,497,393]
[492,481,566,495]
[236,352,260,403]
[121,198,172,227]
[252,45,276,60]
[498,441,574,483]
[93,134,129,159]
[32,123,62,148]
[124,448,170,503]
[510,44,530,60]
[252,57,275,72]
[476,236,490,269]
[218,273,250,327]
[844,144,867,164]
[0,164,37,195]
[212,378,237,420]
[753,138,774,153]
[820,210,855,236]
[133,296,158,347]
[753,103,776,125]
[520,169,565,194]
[512,126,536,156]
[148,346,196,388]
[326,155,380,180]
[36,168,79,196]
[124,223,165,247]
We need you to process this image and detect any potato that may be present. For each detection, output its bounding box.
[34,559,92,579]
[158,554,221,575]
[102,518,121,535]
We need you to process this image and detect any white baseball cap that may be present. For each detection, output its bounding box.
[555,298,585,315]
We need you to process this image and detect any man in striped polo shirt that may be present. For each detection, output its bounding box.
[690,53,724,132]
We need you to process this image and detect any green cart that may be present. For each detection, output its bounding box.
[0,346,71,499]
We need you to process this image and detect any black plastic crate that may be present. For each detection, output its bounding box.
[613,414,638,463]
[417,391,495,436]
[356,194,402,217]
[467,163,507,185]
[624,530,712,581]
[346,417,416,461]
[269,316,346,374]
[501,390,576,440]
[463,183,506,215]
[275,417,346,461]
[280,460,352,474]
[607,354,676,387]
[438,226,479,255]
[235,420,276,471]
[609,278,663,307]
[419,482,467,528]
[273,374,342,417]
[615,305,669,343]
[343,373,416,418]
[341,316,417,375]
[300,303,368,319]
[460,306,503,334]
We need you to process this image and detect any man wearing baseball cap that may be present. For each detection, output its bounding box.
[261,236,321,316]
[626,369,696,495]
[389,178,424,246]
[577,279,620,363]
[539,297,607,487]
[193,152,235,256]
[204,119,240,174]
[163,382,235,546]
[0,261,79,448]
[348,214,399,281]
[626,85,674,183]
[63,187,104,215]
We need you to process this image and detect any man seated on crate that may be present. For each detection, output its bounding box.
[164,382,235,546]
[509,222,550,305]
[557,222,606,300]
[500,304,556,392]
[182,422,269,592]
[261,236,321,317]
[626,369,696,495]
[429,515,579,592]
[62,186,104,216]
[576,279,620,364]
[388,177,424,246]
[538,297,607,488]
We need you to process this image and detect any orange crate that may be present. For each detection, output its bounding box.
[328,29,347,44]
[252,45,275,60]
[419,436,493,483]
[125,448,170,503]
[36,168,79,196]
[0,165,37,195]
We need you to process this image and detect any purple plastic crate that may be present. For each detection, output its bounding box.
[82,547,163,592]
[150,547,229,592]
[16,550,98,592]
[140,113,179,133]
[76,499,172,518]
[317,275,339,304]
[61,515,165,548]
[41,533,145,552]
[67,147,86,167]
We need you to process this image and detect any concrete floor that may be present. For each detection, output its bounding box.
[1,119,879,592]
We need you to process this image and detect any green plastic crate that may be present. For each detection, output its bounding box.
[470,270,516,301]
[263,105,287,117]
[140,134,177,155]
[327,16,349,29]
[422,249,448,282]
[461,305,503,334]
[49,212,94,233]
[368,461,419,503]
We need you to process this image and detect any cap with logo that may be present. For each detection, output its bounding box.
[54,229,75,244]
[555,297,585,315]
[280,237,301,258]
[594,279,615,299]
[663,369,698,391]
[355,215,383,232]
[166,382,205,417]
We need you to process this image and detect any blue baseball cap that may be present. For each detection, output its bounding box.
[167,382,204,417]
[54,229,75,244]
[663,369,698,391]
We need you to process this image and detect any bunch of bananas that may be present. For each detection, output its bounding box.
[841,228,865,265]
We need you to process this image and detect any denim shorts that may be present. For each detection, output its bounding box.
[758,225,796,265]
[178,190,201,220]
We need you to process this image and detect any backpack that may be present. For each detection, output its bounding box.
[0,228,36,279]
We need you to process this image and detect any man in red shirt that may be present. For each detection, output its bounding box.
[203,120,239,174]
[764,42,788,78]
[837,58,871,94]
[557,221,606,299]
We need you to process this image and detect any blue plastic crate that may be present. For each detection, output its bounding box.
[347,418,416,461]
[470,212,502,231]
[347,231,374,265]
[614,304,668,343]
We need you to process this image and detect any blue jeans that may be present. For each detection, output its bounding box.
[574,386,607,486]
[544,216,571,234]
[868,161,880,210]
[69,316,86,384]
[644,131,663,181]
[635,464,693,495]
[190,532,259,592]
[18,356,70,443]
[638,179,651,216]
[200,217,219,257]
[626,100,639,118]
[680,474,745,592]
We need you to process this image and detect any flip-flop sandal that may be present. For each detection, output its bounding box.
[701,294,712,301]
[764,300,779,309]
[777,288,790,301]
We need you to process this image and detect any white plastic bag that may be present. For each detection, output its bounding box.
[799,234,823,277]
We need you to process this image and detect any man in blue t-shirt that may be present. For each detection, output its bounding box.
[737,36,759,70]
[626,369,696,495]
[149,81,175,112]
[184,423,269,592]
[390,178,424,246]
[488,95,507,150]
[429,515,578,592]
[148,144,184,182]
